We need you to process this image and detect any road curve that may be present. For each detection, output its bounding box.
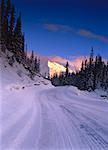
[38,86,108,150]
[1,86,108,150]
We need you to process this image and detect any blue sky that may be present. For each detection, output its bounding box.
[12,0,108,59]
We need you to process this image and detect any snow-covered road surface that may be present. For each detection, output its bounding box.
[1,86,108,150]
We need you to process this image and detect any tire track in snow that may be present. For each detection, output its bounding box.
[38,90,89,149]
[1,103,32,136]
[61,105,108,150]
[1,106,33,149]
[20,93,42,149]
[38,87,108,150]
[2,86,108,150]
[47,89,95,150]
[58,87,108,149]
[7,100,37,149]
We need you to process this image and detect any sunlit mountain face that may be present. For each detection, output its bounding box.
[48,61,73,77]
[27,52,86,77]
[47,56,87,77]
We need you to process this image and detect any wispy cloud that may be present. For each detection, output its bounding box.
[43,23,74,32]
[78,29,108,43]
[43,23,108,43]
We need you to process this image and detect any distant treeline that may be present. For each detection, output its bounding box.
[51,48,108,91]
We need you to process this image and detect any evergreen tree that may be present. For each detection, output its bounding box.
[8,4,15,51]
[9,5,15,35]
[51,73,60,86]
[0,0,7,52]
[25,44,28,59]
[84,59,87,69]
[81,61,84,71]
[89,47,94,66]
[30,50,34,61]
[5,0,11,17]
[65,61,69,77]
[34,56,38,71]
[22,33,25,53]
[30,50,35,71]
[14,12,22,54]
[2,16,8,45]
[1,0,5,34]
[37,58,40,73]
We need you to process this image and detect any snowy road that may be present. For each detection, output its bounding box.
[1,86,108,150]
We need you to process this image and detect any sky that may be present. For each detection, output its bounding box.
[12,0,108,59]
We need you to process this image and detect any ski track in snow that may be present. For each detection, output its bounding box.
[1,86,108,150]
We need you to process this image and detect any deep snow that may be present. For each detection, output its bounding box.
[1,52,108,150]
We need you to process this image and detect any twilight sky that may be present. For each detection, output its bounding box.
[12,0,108,59]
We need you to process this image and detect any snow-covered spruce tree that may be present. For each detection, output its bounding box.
[65,61,69,77]
[22,33,25,53]
[59,72,65,85]
[51,73,60,86]
[106,62,108,90]
[8,4,15,52]
[0,0,15,52]
[34,56,41,73]
[14,12,25,64]
[76,61,87,90]
[94,55,104,89]
[14,13,22,55]
[77,51,108,91]
[52,48,108,91]
[34,56,37,71]
[102,63,108,90]
[37,58,40,73]
[0,0,5,49]
[5,0,11,17]
[85,49,94,91]
[0,0,40,78]
[2,18,8,53]
[74,49,94,91]
[30,50,35,71]
[0,0,5,27]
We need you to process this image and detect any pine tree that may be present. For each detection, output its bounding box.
[25,44,28,59]
[65,61,69,77]
[5,0,11,17]
[34,56,38,71]
[4,0,11,47]
[30,50,35,71]
[14,12,22,54]
[89,47,94,66]
[9,5,15,35]
[2,16,8,45]
[22,33,25,53]
[1,0,6,46]
[14,12,21,36]
[8,4,15,51]
[1,0,5,30]
[37,58,40,73]
[51,73,60,86]
[30,50,34,61]
[81,61,84,71]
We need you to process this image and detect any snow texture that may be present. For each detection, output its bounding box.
[1,52,108,150]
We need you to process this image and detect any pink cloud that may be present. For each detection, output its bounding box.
[43,23,74,32]
[78,29,108,43]
[48,56,88,71]
[43,23,108,43]
[27,51,86,71]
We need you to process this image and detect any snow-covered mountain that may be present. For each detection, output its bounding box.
[48,60,73,77]
[47,56,86,77]
[31,53,86,77]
